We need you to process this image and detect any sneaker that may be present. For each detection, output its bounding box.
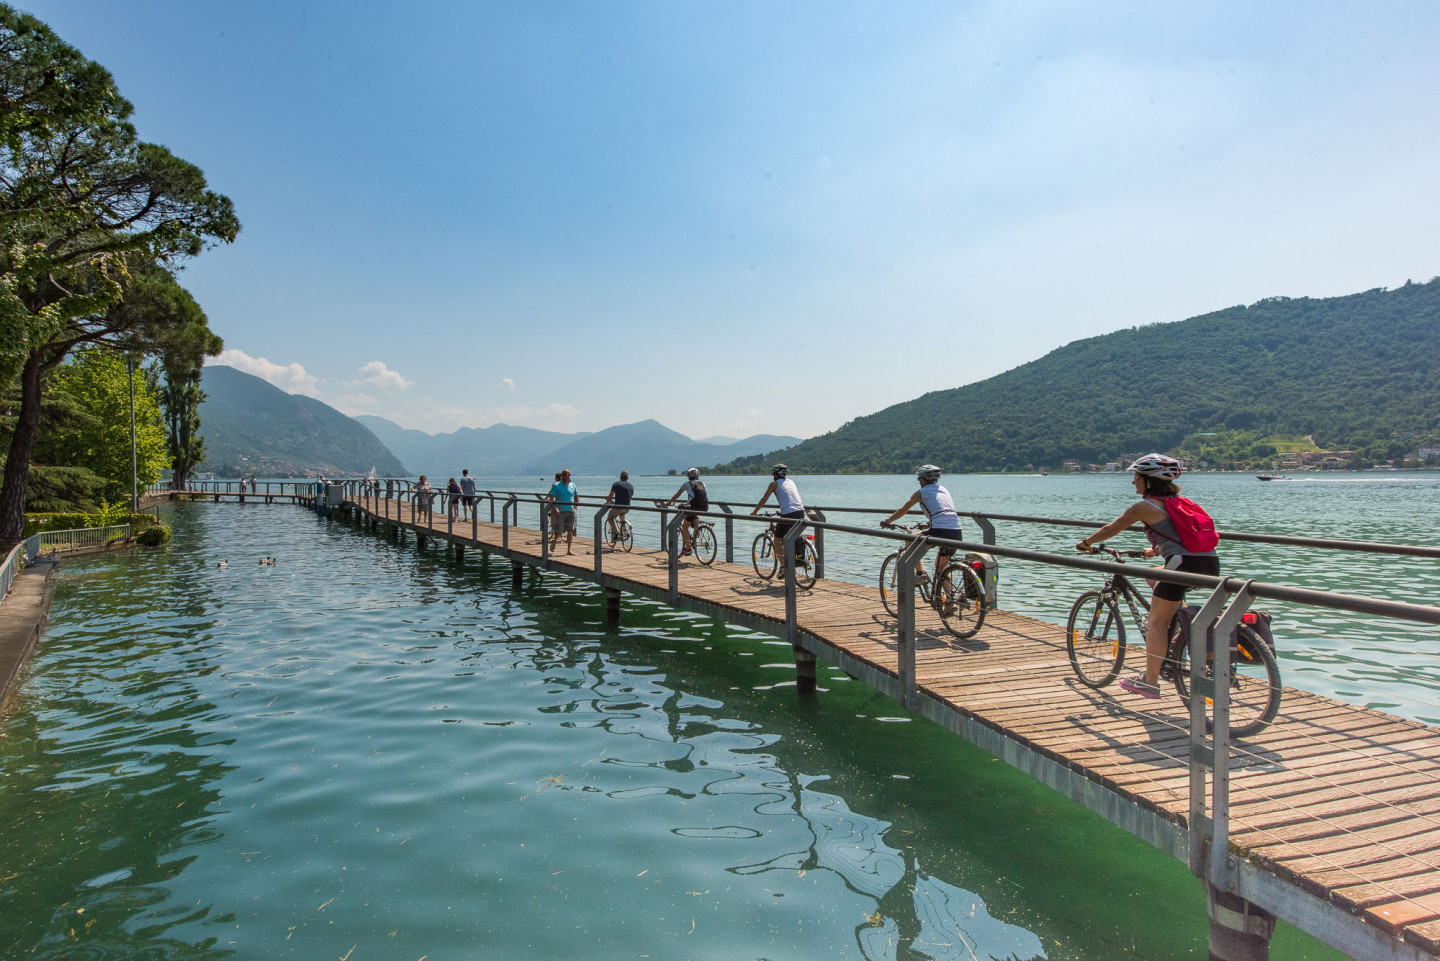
[680,548,693,556]
[1119,675,1162,699]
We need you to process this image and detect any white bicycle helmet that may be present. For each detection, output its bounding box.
[685,467,700,479]
[915,464,942,483]
[772,464,788,477]
[1128,453,1182,480]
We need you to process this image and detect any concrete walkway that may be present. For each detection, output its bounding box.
[0,558,59,711]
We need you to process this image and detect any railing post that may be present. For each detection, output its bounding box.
[503,496,517,550]
[593,505,611,575]
[780,519,808,644]
[896,534,930,711]
[540,506,551,563]
[971,513,996,547]
[658,501,670,550]
[718,503,734,563]
[665,512,683,605]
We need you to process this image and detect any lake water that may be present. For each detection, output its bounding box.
[3,472,1436,959]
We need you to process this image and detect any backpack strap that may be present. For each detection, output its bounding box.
[1140,496,1184,547]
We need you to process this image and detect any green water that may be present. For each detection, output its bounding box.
[7,471,1435,958]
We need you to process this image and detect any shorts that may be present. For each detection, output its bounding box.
[1153,554,1221,602]
[774,509,805,537]
[927,526,963,558]
[463,494,477,506]
[611,507,630,520]
[555,511,576,534]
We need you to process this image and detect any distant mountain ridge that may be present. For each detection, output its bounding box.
[358,415,799,477]
[721,279,1440,473]
[198,366,407,477]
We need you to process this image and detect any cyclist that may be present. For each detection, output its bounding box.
[1076,453,1220,699]
[751,464,806,567]
[666,468,709,556]
[604,470,634,541]
[881,465,963,581]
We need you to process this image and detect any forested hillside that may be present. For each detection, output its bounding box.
[725,280,1440,473]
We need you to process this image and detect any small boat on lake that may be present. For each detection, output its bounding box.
[1256,473,1290,481]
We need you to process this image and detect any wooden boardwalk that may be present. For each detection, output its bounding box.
[329,494,1440,958]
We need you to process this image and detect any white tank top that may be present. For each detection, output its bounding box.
[775,477,804,514]
[919,483,960,529]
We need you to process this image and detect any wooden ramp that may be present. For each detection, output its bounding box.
[351,496,1440,959]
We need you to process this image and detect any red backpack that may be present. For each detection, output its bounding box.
[1145,496,1219,553]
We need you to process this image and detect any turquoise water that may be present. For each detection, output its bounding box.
[6,472,1437,959]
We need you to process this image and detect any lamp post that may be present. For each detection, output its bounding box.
[127,353,138,514]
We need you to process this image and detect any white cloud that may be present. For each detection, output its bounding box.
[356,360,413,391]
[501,378,516,390]
[546,403,577,419]
[209,349,319,396]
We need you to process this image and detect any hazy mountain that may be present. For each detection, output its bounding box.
[198,366,407,477]
[520,420,800,475]
[721,279,1440,473]
[353,417,584,478]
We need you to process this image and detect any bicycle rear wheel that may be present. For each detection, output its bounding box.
[935,564,985,639]
[1173,623,1281,738]
[618,520,633,552]
[752,532,776,579]
[1066,590,1125,688]
[878,553,903,617]
[693,525,717,566]
[794,537,817,591]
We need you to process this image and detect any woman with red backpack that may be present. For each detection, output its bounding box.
[1075,453,1220,699]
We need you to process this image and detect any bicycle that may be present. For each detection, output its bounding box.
[1066,547,1281,737]
[750,513,818,590]
[605,512,634,552]
[877,522,986,640]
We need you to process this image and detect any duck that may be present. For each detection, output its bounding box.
[217,560,228,568]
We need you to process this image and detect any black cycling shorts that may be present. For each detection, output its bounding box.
[1153,554,1221,602]
[928,526,963,558]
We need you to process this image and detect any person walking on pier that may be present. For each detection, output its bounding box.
[548,469,579,554]
[1076,453,1220,699]
[604,470,634,541]
[881,465,963,582]
[752,464,806,566]
[415,475,435,522]
[446,477,461,520]
[460,469,477,521]
[667,468,709,556]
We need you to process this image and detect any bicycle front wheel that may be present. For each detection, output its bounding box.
[1173,623,1281,738]
[752,532,776,579]
[935,564,986,639]
[1066,590,1125,688]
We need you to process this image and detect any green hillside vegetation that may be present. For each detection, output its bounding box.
[721,280,1440,474]
[198,366,406,477]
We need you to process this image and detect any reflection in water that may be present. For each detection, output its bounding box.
[0,501,1345,960]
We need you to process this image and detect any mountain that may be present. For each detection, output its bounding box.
[720,279,1440,473]
[357,415,800,477]
[518,420,800,475]
[354,416,580,478]
[198,366,407,477]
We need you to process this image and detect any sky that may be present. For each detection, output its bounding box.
[18,1,1440,441]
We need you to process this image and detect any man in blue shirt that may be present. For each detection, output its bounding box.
[548,469,579,554]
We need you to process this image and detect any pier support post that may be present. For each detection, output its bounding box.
[793,645,817,694]
[511,560,524,590]
[605,588,621,625]
[417,533,427,549]
[456,543,465,562]
[1206,885,1274,961]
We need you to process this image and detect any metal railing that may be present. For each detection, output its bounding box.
[0,524,133,612]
